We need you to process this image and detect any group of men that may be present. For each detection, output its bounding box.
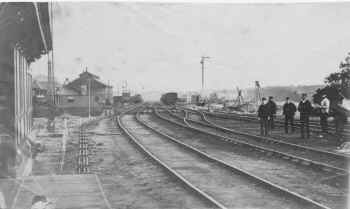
[258,93,331,139]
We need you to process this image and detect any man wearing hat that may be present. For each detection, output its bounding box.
[298,93,313,139]
[258,97,270,136]
[282,97,297,133]
[266,96,277,130]
[320,94,330,135]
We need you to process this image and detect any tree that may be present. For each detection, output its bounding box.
[313,52,350,105]
[325,54,350,98]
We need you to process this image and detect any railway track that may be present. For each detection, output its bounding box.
[158,108,349,175]
[203,110,350,137]
[173,108,350,174]
[156,108,349,184]
[87,116,216,209]
[200,110,344,150]
[150,109,348,208]
[119,108,335,209]
[117,110,226,209]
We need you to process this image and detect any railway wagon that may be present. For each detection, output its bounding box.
[161,92,178,105]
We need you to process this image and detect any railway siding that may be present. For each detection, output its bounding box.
[179,108,349,172]
[125,108,345,209]
[152,108,347,209]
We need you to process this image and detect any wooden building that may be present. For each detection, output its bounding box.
[57,70,113,116]
[0,2,52,178]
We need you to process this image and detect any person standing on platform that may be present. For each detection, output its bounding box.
[282,97,297,133]
[319,94,330,136]
[298,93,313,139]
[258,97,269,136]
[266,96,277,130]
[0,189,6,209]
[333,98,348,140]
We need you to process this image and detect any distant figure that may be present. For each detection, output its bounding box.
[282,97,297,133]
[298,93,313,139]
[319,94,330,136]
[0,189,6,209]
[266,96,277,130]
[258,97,269,136]
[31,195,54,209]
[0,141,16,178]
[333,98,348,140]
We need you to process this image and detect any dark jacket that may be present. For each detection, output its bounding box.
[283,102,297,117]
[332,104,348,123]
[258,104,269,118]
[298,100,313,116]
[266,100,277,115]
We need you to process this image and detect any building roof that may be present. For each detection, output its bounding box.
[0,2,52,63]
[64,70,109,94]
[32,80,61,90]
[57,86,79,96]
[79,71,100,80]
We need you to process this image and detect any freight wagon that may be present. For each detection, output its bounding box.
[160,92,178,105]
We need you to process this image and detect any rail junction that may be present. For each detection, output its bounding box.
[9,104,349,209]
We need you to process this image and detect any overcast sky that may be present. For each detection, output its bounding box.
[31,2,350,93]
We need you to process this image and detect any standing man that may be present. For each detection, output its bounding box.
[0,188,6,209]
[282,97,297,133]
[266,96,277,130]
[298,93,313,139]
[333,99,347,139]
[320,94,330,136]
[258,97,269,136]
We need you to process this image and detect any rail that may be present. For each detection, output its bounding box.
[157,108,348,176]
[116,106,227,209]
[203,109,350,137]
[151,107,333,209]
[184,107,350,161]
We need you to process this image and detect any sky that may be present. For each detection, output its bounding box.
[31,2,350,93]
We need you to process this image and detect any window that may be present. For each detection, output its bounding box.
[67,96,75,103]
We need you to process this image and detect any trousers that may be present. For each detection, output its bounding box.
[320,113,328,133]
[300,114,310,139]
[260,117,269,136]
[268,115,275,130]
[284,116,295,133]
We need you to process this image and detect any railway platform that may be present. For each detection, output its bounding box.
[11,174,110,209]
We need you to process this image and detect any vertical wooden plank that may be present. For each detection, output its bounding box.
[18,52,22,142]
[13,47,17,144]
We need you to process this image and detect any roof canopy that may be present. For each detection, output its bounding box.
[0,2,52,63]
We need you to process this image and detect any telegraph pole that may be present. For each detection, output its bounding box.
[87,67,91,119]
[200,56,210,91]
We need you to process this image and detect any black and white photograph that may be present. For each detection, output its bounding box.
[0,1,349,208]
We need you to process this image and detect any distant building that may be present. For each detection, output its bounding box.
[113,96,123,104]
[122,92,131,98]
[32,79,61,103]
[191,94,200,104]
[57,70,113,116]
